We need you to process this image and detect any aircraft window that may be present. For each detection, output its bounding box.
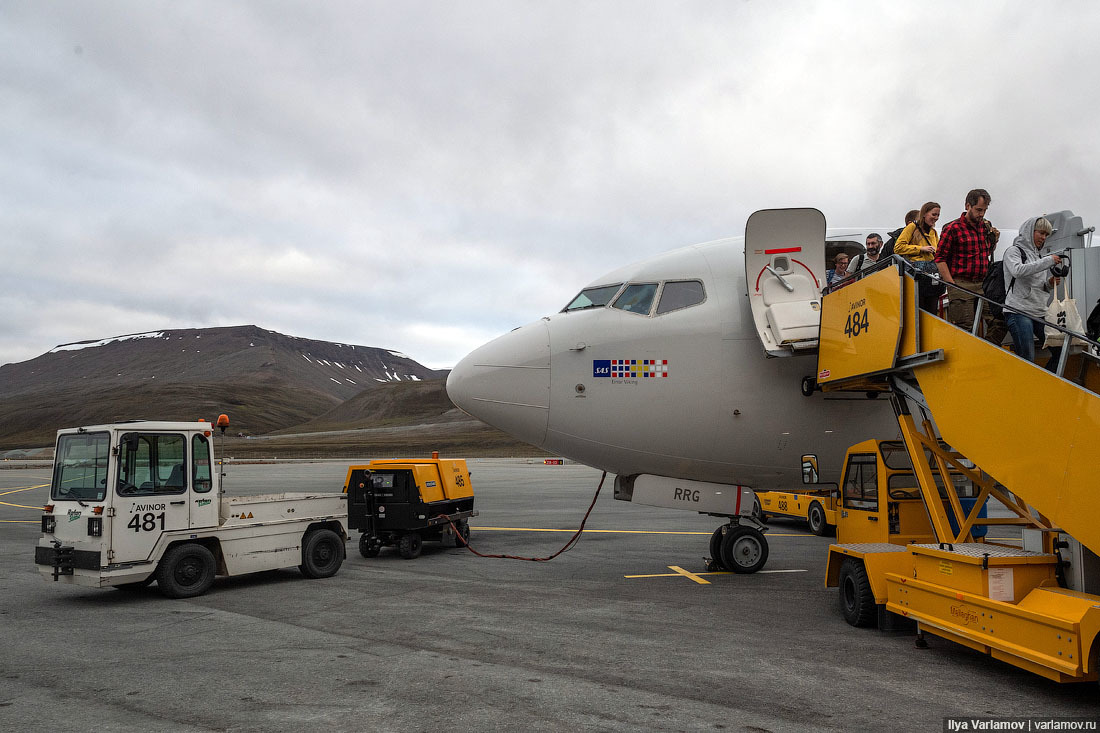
[612,283,658,315]
[842,454,878,511]
[563,284,623,312]
[655,280,705,314]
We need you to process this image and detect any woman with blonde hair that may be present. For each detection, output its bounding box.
[894,201,942,311]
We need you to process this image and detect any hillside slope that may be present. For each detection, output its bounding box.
[0,325,445,448]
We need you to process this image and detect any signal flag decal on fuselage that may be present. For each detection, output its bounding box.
[593,359,669,378]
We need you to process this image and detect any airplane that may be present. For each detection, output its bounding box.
[444,208,1094,573]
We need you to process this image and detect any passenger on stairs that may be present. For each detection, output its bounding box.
[894,201,943,313]
[935,188,1006,345]
[826,253,851,287]
[1003,216,1063,367]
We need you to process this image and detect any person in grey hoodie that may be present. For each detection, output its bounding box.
[1002,216,1063,365]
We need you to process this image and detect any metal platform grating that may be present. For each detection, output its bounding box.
[833,543,907,553]
[909,543,1052,559]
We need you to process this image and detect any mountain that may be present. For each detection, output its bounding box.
[0,325,447,448]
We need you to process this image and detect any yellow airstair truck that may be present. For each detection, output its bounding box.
[810,210,1100,684]
[37,416,348,598]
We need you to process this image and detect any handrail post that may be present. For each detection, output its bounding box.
[1056,335,1072,377]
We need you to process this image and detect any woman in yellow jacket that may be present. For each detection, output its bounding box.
[894,201,942,312]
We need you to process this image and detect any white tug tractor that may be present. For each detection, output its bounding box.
[36,415,347,598]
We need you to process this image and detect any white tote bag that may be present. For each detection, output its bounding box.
[1044,282,1085,349]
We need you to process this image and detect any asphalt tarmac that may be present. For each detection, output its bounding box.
[1,459,1097,732]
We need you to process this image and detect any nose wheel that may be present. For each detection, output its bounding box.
[704,522,769,574]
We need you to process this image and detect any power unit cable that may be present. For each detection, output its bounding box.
[437,471,606,562]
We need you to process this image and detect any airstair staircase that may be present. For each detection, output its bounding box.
[817,262,1100,682]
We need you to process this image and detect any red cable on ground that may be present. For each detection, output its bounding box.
[437,471,607,562]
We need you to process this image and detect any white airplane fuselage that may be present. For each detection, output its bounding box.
[446,228,906,490]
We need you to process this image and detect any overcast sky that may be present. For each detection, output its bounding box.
[3,1,1099,369]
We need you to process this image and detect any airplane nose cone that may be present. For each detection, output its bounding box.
[447,320,551,447]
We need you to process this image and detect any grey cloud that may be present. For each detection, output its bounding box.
[3,1,1100,369]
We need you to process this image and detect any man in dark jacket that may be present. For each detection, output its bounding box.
[882,209,919,259]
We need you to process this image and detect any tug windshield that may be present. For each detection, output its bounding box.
[52,432,110,502]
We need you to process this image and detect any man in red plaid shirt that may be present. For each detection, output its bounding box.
[935,188,1006,343]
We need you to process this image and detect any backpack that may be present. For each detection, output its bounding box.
[1086,298,1100,341]
[882,227,903,259]
[982,244,1025,319]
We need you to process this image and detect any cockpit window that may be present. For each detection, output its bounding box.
[656,280,705,314]
[612,283,659,315]
[563,284,623,312]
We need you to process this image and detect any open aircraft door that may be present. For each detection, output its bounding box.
[745,208,827,356]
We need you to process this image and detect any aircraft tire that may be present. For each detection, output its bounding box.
[359,534,382,558]
[709,527,727,570]
[838,559,876,627]
[156,543,216,599]
[720,526,768,574]
[398,532,423,559]
[300,529,344,579]
[808,502,829,536]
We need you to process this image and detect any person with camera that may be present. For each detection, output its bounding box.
[1003,216,1064,366]
[935,188,1005,344]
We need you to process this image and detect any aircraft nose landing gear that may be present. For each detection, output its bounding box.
[704,519,770,574]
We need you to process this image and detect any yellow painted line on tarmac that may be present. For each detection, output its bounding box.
[0,500,43,509]
[625,568,808,581]
[0,484,48,496]
[0,520,39,524]
[667,565,710,585]
[474,526,811,537]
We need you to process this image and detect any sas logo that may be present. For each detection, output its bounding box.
[593,359,669,378]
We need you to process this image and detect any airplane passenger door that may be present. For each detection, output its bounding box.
[745,208,827,356]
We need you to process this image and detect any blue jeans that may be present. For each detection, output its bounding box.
[1005,311,1059,368]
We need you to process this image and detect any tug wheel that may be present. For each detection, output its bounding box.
[398,532,423,559]
[808,502,829,536]
[720,526,769,574]
[156,543,216,599]
[300,529,344,579]
[838,558,876,627]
